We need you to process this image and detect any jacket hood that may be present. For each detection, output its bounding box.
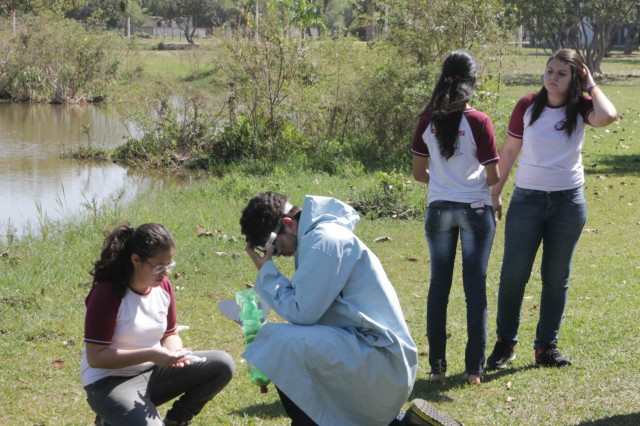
[298,196,360,236]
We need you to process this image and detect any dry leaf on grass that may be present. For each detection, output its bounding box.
[374,236,392,242]
[196,226,215,237]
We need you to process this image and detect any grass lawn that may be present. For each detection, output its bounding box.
[0,45,639,425]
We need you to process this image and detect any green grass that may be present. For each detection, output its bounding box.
[1,49,640,425]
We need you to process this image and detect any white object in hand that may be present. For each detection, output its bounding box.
[175,349,206,363]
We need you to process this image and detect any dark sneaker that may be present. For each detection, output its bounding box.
[403,398,463,426]
[163,419,191,426]
[95,416,110,426]
[486,338,516,370]
[535,345,572,367]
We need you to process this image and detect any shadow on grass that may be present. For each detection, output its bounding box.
[410,364,539,401]
[230,400,286,420]
[584,153,640,176]
[577,413,640,425]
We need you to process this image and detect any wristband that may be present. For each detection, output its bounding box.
[589,85,600,97]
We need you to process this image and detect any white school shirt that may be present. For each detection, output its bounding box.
[508,93,594,191]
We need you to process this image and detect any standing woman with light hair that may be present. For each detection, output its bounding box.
[486,49,617,370]
[412,50,500,385]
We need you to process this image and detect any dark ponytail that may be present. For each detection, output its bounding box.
[420,50,478,160]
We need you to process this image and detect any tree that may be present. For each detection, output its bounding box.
[149,0,218,44]
[623,3,640,54]
[0,0,88,15]
[507,0,639,73]
[274,0,325,37]
[385,0,510,68]
[66,0,147,32]
[1,0,88,32]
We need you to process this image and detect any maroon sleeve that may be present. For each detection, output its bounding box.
[162,278,178,335]
[411,113,433,157]
[465,110,499,165]
[580,96,594,125]
[507,94,535,139]
[84,282,122,345]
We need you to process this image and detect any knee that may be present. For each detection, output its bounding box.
[203,350,236,384]
[216,351,236,384]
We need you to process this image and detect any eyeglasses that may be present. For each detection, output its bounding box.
[145,259,177,275]
[256,222,282,257]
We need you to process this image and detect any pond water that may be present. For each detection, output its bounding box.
[0,103,175,240]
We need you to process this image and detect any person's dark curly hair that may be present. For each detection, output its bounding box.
[240,192,290,246]
[91,222,175,295]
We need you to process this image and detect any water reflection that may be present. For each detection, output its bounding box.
[0,103,170,240]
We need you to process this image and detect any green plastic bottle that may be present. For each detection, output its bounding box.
[235,288,271,393]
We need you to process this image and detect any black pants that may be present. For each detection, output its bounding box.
[276,387,404,426]
[277,387,317,426]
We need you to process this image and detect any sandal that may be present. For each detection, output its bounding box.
[462,373,482,384]
[429,373,446,383]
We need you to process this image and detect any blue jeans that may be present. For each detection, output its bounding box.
[496,186,587,349]
[425,200,496,375]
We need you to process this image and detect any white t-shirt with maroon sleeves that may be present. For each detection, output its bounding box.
[412,108,499,205]
[80,278,178,387]
[508,93,594,191]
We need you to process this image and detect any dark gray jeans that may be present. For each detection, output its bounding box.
[85,350,235,426]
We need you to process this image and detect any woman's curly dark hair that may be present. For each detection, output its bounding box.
[91,223,174,295]
[240,192,290,246]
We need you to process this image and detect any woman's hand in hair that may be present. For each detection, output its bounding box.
[580,65,596,92]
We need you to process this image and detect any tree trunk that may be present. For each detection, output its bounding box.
[623,5,640,54]
[623,26,639,54]
[365,0,375,41]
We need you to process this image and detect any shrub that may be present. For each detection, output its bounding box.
[0,13,122,103]
[351,171,424,220]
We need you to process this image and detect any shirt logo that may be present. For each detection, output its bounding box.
[155,312,167,323]
[431,128,465,136]
[554,120,566,131]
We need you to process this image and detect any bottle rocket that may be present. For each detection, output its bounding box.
[236,288,271,393]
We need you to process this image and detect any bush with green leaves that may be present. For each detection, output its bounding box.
[351,171,425,220]
[0,13,122,103]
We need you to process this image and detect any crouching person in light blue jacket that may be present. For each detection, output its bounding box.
[240,192,462,426]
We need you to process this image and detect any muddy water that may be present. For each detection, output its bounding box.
[0,103,176,239]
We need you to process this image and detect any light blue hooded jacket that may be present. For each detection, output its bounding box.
[244,196,418,426]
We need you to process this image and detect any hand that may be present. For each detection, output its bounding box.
[171,348,195,368]
[150,347,189,367]
[581,65,596,92]
[245,243,272,270]
[492,193,503,220]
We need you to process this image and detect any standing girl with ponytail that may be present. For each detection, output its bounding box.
[412,50,500,385]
